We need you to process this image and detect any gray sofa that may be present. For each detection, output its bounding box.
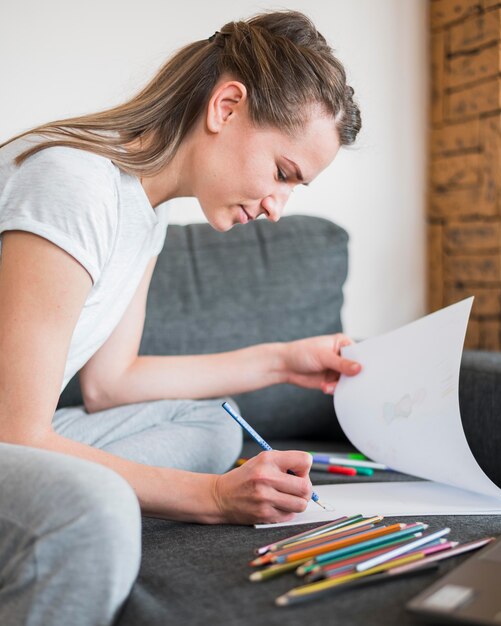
[57,215,501,625]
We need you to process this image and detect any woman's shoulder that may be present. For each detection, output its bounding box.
[0,136,119,203]
[5,135,116,175]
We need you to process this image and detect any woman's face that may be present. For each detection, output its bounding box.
[189,84,341,232]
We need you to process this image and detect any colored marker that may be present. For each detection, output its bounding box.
[311,463,357,476]
[310,463,373,477]
[222,402,326,509]
[309,451,368,461]
[312,454,389,471]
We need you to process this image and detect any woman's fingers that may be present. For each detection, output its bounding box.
[214,450,315,524]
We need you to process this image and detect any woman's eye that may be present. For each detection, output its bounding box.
[277,168,287,182]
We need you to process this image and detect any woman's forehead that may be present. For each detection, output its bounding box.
[280,116,340,176]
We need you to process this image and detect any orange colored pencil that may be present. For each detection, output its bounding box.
[258,523,406,566]
[264,523,379,559]
[270,516,384,554]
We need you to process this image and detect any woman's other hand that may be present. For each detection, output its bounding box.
[282,333,361,395]
[211,450,313,525]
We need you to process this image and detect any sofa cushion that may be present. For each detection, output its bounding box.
[58,215,349,440]
[459,349,501,487]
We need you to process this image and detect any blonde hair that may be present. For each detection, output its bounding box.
[2,10,361,176]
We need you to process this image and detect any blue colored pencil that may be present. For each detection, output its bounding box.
[313,523,428,565]
[222,402,327,510]
[355,527,451,572]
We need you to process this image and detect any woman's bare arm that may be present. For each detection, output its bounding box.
[78,247,360,412]
[0,231,312,524]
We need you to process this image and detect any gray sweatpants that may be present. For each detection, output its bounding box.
[0,397,243,626]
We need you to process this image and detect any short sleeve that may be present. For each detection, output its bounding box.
[150,200,170,256]
[0,146,118,284]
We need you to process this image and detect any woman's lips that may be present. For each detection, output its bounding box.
[239,206,253,224]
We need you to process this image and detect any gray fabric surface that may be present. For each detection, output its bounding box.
[53,397,242,473]
[52,214,501,625]
[117,440,501,626]
[459,350,501,489]
[58,215,349,440]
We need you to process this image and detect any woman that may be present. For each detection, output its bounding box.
[0,10,361,626]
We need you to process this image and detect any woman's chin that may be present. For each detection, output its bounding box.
[207,217,234,233]
[207,211,240,232]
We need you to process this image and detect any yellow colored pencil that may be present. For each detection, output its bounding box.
[276,552,425,606]
[249,559,310,582]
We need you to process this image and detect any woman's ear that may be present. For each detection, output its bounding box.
[206,81,247,133]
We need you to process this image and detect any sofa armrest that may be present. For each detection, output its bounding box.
[459,349,501,488]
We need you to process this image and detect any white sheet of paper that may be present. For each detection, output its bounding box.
[255,298,501,529]
[334,297,501,499]
[255,481,501,528]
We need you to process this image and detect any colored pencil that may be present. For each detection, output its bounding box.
[386,536,495,574]
[252,522,394,566]
[254,523,381,564]
[271,523,407,565]
[254,514,364,556]
[276,535,495,606]
[277,548,444,606]
[222,402,327,509]
[303,539,455,582]
[308,539,456,582]
[275,561,440,606]
[296,532,428,576]
[250,523,385,567]
[355,527,451,572]
[271,516,384,554]
[312,523,428,566]
[249,560,308,582]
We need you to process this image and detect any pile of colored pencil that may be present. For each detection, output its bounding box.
[249,514,494,606]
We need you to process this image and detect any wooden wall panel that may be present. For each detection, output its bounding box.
[428,1,501,350]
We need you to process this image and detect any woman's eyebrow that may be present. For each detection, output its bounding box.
[283,157,309,186]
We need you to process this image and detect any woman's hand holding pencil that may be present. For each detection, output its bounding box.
[217,402,329,524]
[212,449,314,525]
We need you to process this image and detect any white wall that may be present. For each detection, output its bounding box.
[0,0,428,339]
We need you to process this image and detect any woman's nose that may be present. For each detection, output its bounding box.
[261,190,290,223]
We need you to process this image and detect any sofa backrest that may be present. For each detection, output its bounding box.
[58,215,349,440]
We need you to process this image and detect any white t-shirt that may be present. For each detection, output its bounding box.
[0,136,170,392]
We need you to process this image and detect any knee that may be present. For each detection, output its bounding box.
[67,464,142,578]
[37,455,142,593]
